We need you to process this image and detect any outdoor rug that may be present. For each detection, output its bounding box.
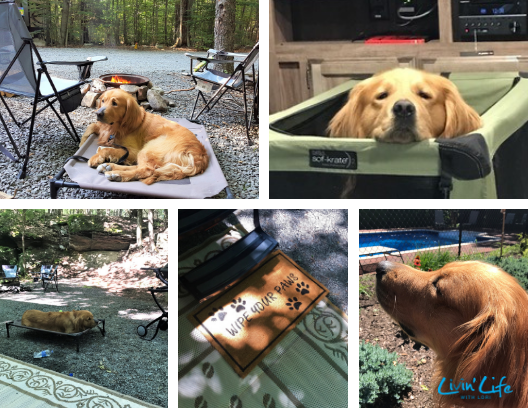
[179,226,348,408]
[0,354,161,408]
[188,250,329,378]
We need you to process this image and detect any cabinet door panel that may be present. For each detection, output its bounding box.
[310,57,416,96]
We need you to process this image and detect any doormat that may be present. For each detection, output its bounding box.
[188,250,329,378]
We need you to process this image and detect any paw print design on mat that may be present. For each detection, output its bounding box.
[231,297,246,313]
[286,297,302,311]
[296,282,310,295]
[208,306,227,322]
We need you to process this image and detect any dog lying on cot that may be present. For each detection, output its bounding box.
[21,310,98,334]
[80,88,209,184]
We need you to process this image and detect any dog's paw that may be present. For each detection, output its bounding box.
[105,172,122,182]
[88,155,104,168]
[97,164,113,173]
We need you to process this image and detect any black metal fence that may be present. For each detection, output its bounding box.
[359,209,528,274]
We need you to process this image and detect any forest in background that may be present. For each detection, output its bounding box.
[0,209,168,274]
[18,0,258,49]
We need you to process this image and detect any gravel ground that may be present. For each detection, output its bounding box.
[0,47,258,199]
[179,210,349,315]
[0,279,168,407]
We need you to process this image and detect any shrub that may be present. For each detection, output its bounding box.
[359,341,413,407]
[408,249,456,271]
[486,256,528,291]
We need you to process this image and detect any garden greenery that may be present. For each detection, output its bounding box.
[359,341,413,407]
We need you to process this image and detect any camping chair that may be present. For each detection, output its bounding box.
[0,0,107,178]
[179,209,278,300]
[137,264,168,341]
[185,42,259,145]
[40,264,58,292]
[1,264,18,286]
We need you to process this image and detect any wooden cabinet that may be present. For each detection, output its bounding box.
[270,0,528,113]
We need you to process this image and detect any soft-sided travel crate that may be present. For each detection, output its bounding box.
[269,72,528,199]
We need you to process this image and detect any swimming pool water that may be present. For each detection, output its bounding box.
[359,230,495,256]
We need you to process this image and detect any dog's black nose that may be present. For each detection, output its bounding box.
[96,107,106,118]
[376,260,395,278]
[392,100,415,118]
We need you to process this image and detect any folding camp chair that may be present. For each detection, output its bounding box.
[179,209,278,300]
[0,0,107,178]
[1,264,19,286]
[137,264,168,341]
[185,42,259,145]
[40,264,58,292]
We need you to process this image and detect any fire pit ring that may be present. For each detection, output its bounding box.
[99,73,150,88]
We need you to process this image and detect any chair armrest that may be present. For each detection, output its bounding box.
[194,57,235,64]
[185,52,204,60]
[37,56,108,66]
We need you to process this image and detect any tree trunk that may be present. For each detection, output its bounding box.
[45,0,52,45]
[164,209,168,229]
[164,0,168,46]
[123,1,128,45]
[80,0,89,44]
[177,0,190,47]
[60,0,70,46]
[214,0,236,72]
[148,210,155,252]
[137,210,143,246]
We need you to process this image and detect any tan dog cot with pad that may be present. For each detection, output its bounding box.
[4,318,105,352]
[50,119,233,199]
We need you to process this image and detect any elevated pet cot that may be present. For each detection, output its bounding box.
[50,118,234,199]
[4,318,105,352]
[269,72,528,199]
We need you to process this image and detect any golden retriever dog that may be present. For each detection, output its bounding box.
[329,68,482,143]
[376,260,528,408]
[80,88,209,184]
[21,310,98,334]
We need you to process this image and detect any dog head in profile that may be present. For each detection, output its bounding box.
[95,88,144,137]
[73,310,98,332]
[376,260,528,407]
[328,68,482,143]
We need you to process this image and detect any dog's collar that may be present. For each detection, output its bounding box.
[108,135,129,165]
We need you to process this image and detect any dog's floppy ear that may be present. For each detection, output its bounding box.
[121,93,142,131]
[439,77,482,138]
[328,81,368,138]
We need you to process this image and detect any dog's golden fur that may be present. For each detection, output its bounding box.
[21,310,98,333]
[328,68,482,143]
[376,261,528,408]
[80,88,209,184]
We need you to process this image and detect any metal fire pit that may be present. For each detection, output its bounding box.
[99,73,150,88]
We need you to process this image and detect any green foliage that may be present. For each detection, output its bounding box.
[359,275,375,298]
[0,246,17,264]
[67,214,103,234]
[27,0,258,49]
[408,249,457,271]
[518,233,528,256]
[486,256,528,291]
[359,341,413,407]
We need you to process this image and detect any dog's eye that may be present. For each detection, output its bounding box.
[418,91,431,100]
[101,99,104,103]
[376,92,389,100]
[112,100,117,106]
[432,279,442,296]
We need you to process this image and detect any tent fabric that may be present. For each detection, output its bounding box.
[178,228,348,408]
[269,72,528,199]
[64,118,228,199]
